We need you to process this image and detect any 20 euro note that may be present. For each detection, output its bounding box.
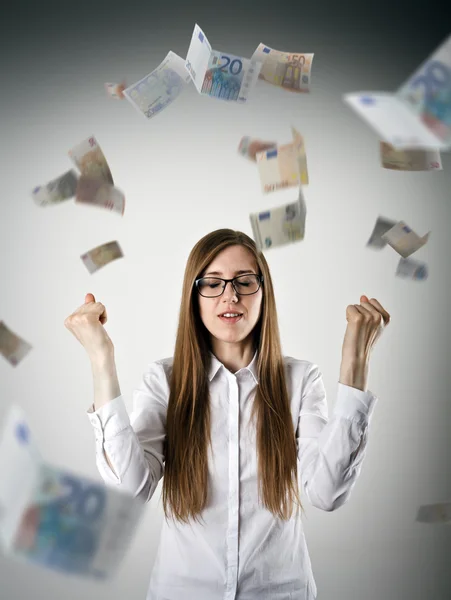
[0,322,32,367]
[380,221,430,259]
[344,35,451,150]
[32,170,79,207]
[105,81,126,99]
[0,405,144,579]
[81,240,124,274]
[249,188,307,252]
[379,141,442,171]
[185,23,262,103]
[256,127,309,193]
[395,257,428,282]
[123,51,191,120]
[251,43,314,93]
[69,136,114,185]
[76,175,125,216]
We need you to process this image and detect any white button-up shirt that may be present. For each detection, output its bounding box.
[87,352,378,600]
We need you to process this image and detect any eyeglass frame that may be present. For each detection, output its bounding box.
[194,273,264,298]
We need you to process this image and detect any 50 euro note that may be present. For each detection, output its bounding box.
[251,43,314,92]
[185,23,262,103]
[81,240,124,274]
[380,141,442,171]
[76,175,125,216]
[0,322,32,367]
[0,405,144,579]
[123,51,191,120]
[32,170,79,207]
[69,136,113,185]
[105,81,126,99]
[256,127,308,193]
[380,221,430,258]
[249,188,307,252]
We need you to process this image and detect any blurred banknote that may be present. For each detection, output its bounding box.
[69,136,113,185]
[123,51,191,120]
[416,503,451,524]
[395,257,428,281]
[256,127,309,193]
[381,221,430,258]
[0,322,32,367]
[76,175,125,216]
[105,82,126,99]
[185,23,262,103]
[344,35,451,150]
[32,170,79,207]
[81,241,124,274]
[0,405,144,579]
[380,141,442,171]
[250,189,307,251]
[238,136,276,161]
[366,216,399,249]
[251,44,314,92]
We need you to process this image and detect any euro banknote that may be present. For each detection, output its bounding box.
[0,405,144,579]
[238,136,277,161]
[32,170,79,207]
[81,240,124,274]
[256,127,308,193]
[251,44,314,93]
[69,136,114,185]
[0,322,32,367]
[379,141,442,171]
[185,24,262,103]
[395,257,428,281]
[249,188,307,251]
[366,216,399,250]
[397,34,451,146]
[416,502,451,524]
[123,51,191,120]
[76,175,125,216]
[344,35,451,150]
[105,82,126,99]
[380,221,430,258]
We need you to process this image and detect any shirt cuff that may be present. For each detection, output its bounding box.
[333,382,378,423]
[86,395,131,440]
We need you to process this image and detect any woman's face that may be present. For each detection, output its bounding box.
[197,245,263,347]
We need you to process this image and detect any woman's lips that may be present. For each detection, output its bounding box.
[218,315,243,324]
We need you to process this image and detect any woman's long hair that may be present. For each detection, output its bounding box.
[162,229,303,524]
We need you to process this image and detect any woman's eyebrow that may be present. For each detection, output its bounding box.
[203,269,255,276]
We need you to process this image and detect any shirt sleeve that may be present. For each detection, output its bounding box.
[296,362,378,511]
[86,361,168,503]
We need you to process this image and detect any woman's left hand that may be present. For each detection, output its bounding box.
[341,295,391,364]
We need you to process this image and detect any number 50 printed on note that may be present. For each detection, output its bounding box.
[185,23,262,103]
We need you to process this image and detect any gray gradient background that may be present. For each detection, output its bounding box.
[1,1,450,599]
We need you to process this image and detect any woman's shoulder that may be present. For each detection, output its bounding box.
[282,355,321,378]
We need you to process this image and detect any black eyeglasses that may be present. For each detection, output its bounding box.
[195,274,264,298]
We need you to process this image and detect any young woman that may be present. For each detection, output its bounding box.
[64,228,390,600]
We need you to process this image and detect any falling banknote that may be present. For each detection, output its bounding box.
[238,136,277,161]
[32,170,79,207]
[105,82,126,99]
[380,221,430,258]
[256,127,309,193]
[76,175,125,216]
[123,51,191,120]
[249,188,307,251]
[395,257,428,281]
[69,136,113,185]
[81,241,124,274]
[344,34,451,150]
[0,405,144,579]
[366,216,399,250]
[185,23,262,103]
[0,322,32,367]
[416,503,451,524]
[251,43,314,93]
[379,141,442,171]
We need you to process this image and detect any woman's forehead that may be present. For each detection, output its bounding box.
[206,245,257,272]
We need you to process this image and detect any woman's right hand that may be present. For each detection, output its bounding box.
[64,293,114,361]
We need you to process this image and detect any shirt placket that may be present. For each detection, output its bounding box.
[224,373,240,599]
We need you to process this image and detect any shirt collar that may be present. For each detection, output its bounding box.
[208,350,259,384]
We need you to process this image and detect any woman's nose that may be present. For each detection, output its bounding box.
[222,281,237,300]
